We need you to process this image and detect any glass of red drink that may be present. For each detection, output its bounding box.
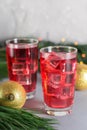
[40,46,77,116]
[6,38,38,99]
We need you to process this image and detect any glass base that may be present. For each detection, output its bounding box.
[26,90,36,99]
[44,103,72,116]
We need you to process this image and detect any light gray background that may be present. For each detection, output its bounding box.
[0,0,87,43]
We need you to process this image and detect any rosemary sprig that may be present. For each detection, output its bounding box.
[0,106,57,130]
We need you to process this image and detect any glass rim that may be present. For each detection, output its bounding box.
[6,37,38,45]
[40,45,77,53]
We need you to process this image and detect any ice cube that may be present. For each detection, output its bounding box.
[61,85,74,98]
[48,53,61,68]
[14,49,27,58]
[12,63,26,75]
[42,52,50,59]
[50,59,60,68]
[17,75,32,85]
[47,81,57,88]
[48,73,61,84]
[29,61,38,73]
[47,82,60,95]
[47,73,61,89]
[62,87,70,96]
[65,74,74,84]
[12,63,25,70]
[65,62,72,72]
[45,62,57,72]
[61,61,72,72]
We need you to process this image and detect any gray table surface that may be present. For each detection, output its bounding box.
[24,73,87,130]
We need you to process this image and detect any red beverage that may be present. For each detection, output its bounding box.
[40,46,77,116]
[6,38,38,99]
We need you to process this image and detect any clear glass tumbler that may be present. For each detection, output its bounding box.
[40,46,77,116]
[6,37,38,99]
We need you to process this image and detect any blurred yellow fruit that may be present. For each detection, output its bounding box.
[0,81,26,108]
[76,63,87,90]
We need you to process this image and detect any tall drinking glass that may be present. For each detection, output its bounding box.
[6,38,38,99]
[40,46,77,116]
